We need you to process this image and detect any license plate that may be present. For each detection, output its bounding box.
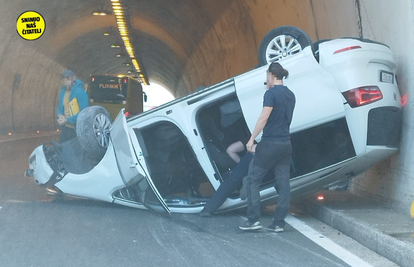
[380,71,394,84]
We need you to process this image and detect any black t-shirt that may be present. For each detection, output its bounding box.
[262,85,296,141]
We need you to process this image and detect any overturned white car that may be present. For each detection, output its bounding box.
[27,26,402,215]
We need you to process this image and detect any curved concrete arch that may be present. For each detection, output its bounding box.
[43,15,118,58]
[131,14,189,64]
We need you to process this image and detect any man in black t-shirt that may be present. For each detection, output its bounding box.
[239,62,296,232]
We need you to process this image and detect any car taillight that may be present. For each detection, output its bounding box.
[342,86,383,108]
[125,111,130,117]
[334,45,362,54]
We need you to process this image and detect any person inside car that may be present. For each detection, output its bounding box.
[199,144,256,217]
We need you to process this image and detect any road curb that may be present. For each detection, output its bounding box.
[294,197,414,267]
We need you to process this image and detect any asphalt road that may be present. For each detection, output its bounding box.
[0,176,348,267]
[0,137,397,267]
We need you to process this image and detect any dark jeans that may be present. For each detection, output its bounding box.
[245,139,292,227]
[203,153,253,213]
[59,125,76,143]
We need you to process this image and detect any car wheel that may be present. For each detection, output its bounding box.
[258,25,313,66]
[76,106,113,161]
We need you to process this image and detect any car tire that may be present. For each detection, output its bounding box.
[258,25,313,66]
[76,106,113,161]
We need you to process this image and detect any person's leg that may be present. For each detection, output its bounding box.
[226,141,245,163]
[203,153,253,213]
[272,160,291,228]
[272,143,292,228]
[245,142,278,222]
[245,162,269,222]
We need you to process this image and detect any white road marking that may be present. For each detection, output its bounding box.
[285,215,374,267]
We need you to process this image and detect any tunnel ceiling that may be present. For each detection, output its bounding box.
[0,0,360,133]
[6,0,249,96]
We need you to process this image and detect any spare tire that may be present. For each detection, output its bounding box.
[258,25,313,66]
[76,106,113,161]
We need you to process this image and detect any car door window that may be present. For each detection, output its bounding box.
[134,121,214,207]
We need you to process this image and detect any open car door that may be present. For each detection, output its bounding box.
[110,109,170,215]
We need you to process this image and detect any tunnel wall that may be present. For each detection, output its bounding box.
[177,0,360,93]
[0,28,64,135]
[350,0,414,211]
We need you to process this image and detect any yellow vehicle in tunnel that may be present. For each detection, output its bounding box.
[88,75,146,120]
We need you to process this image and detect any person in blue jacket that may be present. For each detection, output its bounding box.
[57,69,89,143]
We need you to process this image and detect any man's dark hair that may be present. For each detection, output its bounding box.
[268,62,289,80]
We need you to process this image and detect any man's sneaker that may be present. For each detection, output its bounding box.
[239,176,249,200]
[239,220,262,231]
[266,222,284,233]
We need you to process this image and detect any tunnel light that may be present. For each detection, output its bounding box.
[93,12,108,16]
[112,0,149,85]
[317,195,324,201]
[111,44,121,48]
[104,32,109,36]
[37,131,40,134]
[116,54,122,58]
[8,132,12,136]
[56,129,60,132]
